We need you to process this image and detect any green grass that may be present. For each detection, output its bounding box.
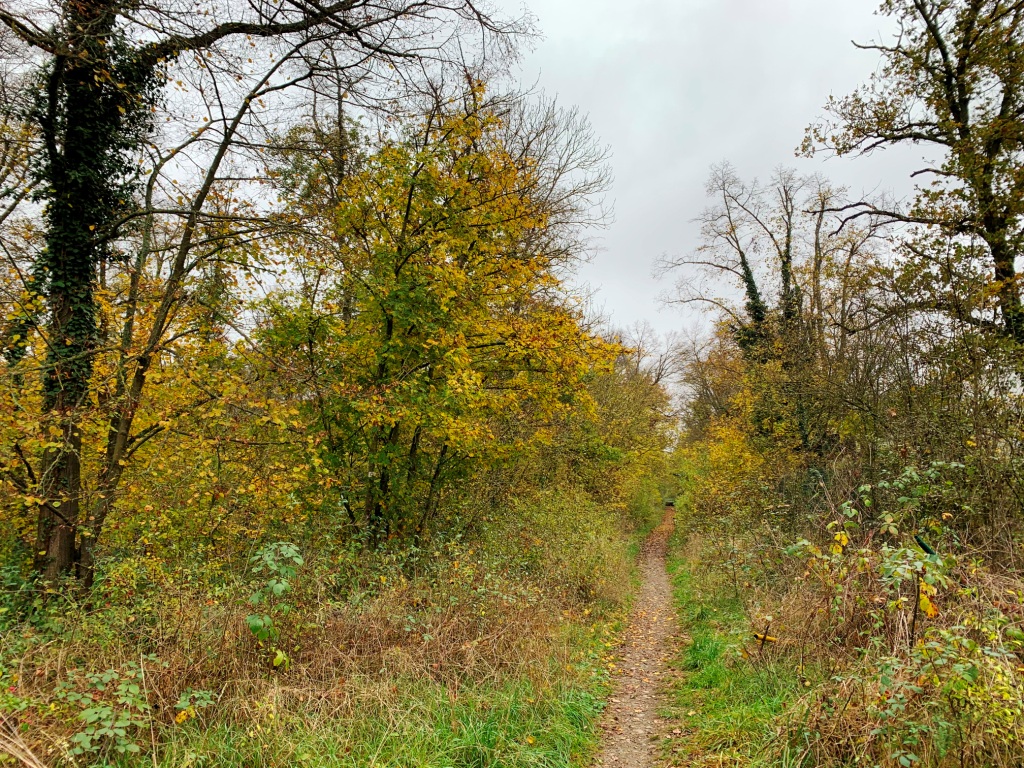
[662,541,801,766]
[132,675,602,768]
[99,607,619,768]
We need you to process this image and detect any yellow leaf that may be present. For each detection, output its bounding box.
[919,593,938,618]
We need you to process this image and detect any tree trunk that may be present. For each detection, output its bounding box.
[991,242,1024,344]
[35,419,82,579]
[33,0,125,581]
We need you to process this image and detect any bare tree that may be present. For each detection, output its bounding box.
[661,164,889,453]
[661,164,854,354]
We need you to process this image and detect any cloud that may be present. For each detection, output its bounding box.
[494,0,927,334]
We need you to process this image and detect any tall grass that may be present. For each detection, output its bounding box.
[661,533,802,767]
[121,662,608,767]
[0,488,665,768]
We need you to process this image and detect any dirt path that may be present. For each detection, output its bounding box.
[595,507,677,767]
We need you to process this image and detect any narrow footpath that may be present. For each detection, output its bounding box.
[595,507,677,767]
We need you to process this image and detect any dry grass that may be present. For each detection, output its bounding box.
[740,538,1024,766]
[5,578,562,744]
[1,714,49,768]
[0,492,645,765]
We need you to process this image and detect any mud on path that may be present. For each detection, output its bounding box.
[594,507,677,767]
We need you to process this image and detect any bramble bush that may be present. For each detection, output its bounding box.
[675,405,1024,767]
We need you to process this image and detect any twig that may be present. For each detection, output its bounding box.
[910,573,921,653]
[0,714,49,768]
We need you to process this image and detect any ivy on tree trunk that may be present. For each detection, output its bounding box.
[31,0,157,581]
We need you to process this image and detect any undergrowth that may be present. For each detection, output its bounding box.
[661,529,802,767]
[0,487,662,767]
[666,452,1024,768]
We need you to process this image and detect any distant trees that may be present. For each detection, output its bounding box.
[662,164,885,455]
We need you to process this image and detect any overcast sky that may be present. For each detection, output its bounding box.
[493,0,927,336]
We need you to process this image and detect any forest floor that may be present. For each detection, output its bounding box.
[594,507,679,767]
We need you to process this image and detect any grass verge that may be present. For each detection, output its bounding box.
[660,532,802,768]
[78,618,620,768]
[134,662,609,767]
[3,490,667,767]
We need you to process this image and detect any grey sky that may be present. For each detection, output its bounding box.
[495,0,927,335]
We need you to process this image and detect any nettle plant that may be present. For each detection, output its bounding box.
[246,542,303,662]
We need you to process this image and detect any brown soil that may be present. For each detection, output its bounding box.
[594,507,677,767]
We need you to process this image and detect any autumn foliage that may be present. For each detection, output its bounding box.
[0,74,671,763]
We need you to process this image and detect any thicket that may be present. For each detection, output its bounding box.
[666,2,1024,765]
[0,2,672,764]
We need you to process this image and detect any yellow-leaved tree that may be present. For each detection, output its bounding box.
[254,92,617,545]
